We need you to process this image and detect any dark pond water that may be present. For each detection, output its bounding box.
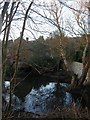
[3,81,72,115]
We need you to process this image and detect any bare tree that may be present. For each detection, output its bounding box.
[0,2,10,33]
[2,0,34,118]
[36,0,90,87]
[0,2,10,120]
[32,0,69,71]
[68,1,90,87]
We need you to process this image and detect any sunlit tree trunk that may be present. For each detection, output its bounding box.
[78,35,90,86]
[69,3,90,88]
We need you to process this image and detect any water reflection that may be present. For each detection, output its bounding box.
[24,83,72,114]
[3,81,72,114]
[64,92,72,106]
[24,83,55,114]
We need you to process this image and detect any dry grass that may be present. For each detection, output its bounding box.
[2,103,90,120]
[40,105,90,119]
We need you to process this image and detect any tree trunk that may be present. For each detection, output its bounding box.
[69,36,90,89]
[78,36,90,86]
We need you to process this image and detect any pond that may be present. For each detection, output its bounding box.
[24,83,72,114]
[3,81,72,115]
[2,62,90,117]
